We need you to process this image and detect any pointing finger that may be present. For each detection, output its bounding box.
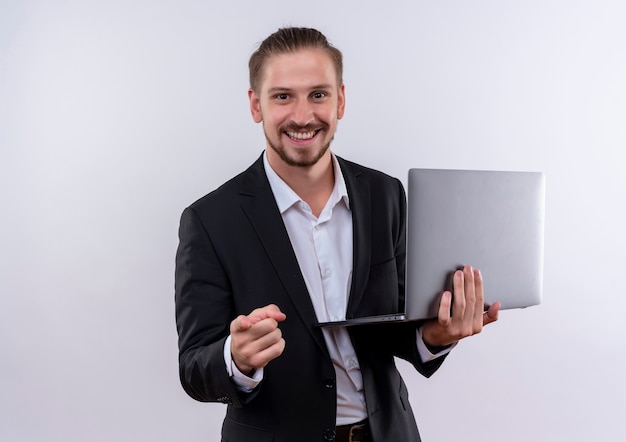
[247,304,287,325]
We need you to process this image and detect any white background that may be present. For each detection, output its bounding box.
[1,1,625,441]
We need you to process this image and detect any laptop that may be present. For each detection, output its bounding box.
[317,168,545,327]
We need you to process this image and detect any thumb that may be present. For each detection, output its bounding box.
[483,302,501,325]
[231,314,253,333]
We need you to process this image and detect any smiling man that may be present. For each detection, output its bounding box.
[175,27,499,442]
[250,48,343,168]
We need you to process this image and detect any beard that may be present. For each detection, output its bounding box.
[264,122,334,168]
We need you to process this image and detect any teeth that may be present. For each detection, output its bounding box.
[287,131,316,140]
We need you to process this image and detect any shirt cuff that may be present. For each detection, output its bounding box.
[224,335,263,392]
[416,326,456,362]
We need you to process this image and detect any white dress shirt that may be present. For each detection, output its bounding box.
[224,152,450,424]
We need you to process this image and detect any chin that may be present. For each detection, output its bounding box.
[267,137,332,168]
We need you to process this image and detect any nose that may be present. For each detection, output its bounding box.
[291,98,314,126]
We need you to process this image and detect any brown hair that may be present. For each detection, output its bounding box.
[248,27,343,92]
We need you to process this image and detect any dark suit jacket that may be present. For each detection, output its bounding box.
[175,154,447,442]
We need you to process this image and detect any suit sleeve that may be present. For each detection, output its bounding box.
[174,206,258,407]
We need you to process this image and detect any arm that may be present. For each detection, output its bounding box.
[175,207,286,405]
[175,206,241,404]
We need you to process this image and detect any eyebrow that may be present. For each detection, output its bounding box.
[266,84,334,94]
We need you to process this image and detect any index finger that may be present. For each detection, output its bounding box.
[247,304,287,325]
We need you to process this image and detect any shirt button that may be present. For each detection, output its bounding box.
[324,269,332,278]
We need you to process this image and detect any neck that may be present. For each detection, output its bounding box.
[267,149,335,217]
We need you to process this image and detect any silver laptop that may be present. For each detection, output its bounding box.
[318,168,545,327]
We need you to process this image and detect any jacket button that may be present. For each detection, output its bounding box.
[324,377,335,389]
[323,429,336,441]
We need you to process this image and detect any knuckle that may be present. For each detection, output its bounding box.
[240,348,253,360]
[450,330,463,340]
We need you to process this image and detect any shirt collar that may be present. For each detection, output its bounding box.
[263,151,350,215]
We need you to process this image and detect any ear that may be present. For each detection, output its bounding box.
[248,88,263,123]
[337,83,346,120]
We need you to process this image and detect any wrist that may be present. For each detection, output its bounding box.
[233,359,256,377]
[424,341,452,354]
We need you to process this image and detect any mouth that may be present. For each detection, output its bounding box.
[285,129,320,141]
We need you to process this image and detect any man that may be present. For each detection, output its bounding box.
[175,27,500,442]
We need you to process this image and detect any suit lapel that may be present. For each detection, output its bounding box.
[337,158,372,317]
[237,156,328,354]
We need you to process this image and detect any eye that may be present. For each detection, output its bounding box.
[312,91,327,99]
[275,93,289,100]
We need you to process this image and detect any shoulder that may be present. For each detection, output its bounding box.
[188,155,266,213]
[337,156,404,195]
[338,156,400,182]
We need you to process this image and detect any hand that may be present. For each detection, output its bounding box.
[422,265,500,348]
[230,304,287,376]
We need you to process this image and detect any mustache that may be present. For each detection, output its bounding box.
[280,122,329,133]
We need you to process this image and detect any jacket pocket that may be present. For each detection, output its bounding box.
[221,416,274,442]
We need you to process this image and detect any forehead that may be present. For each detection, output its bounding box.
[259,48,339,91]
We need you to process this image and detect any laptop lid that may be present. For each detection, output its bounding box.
[404,168,545,320]
[317,168,545,327]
